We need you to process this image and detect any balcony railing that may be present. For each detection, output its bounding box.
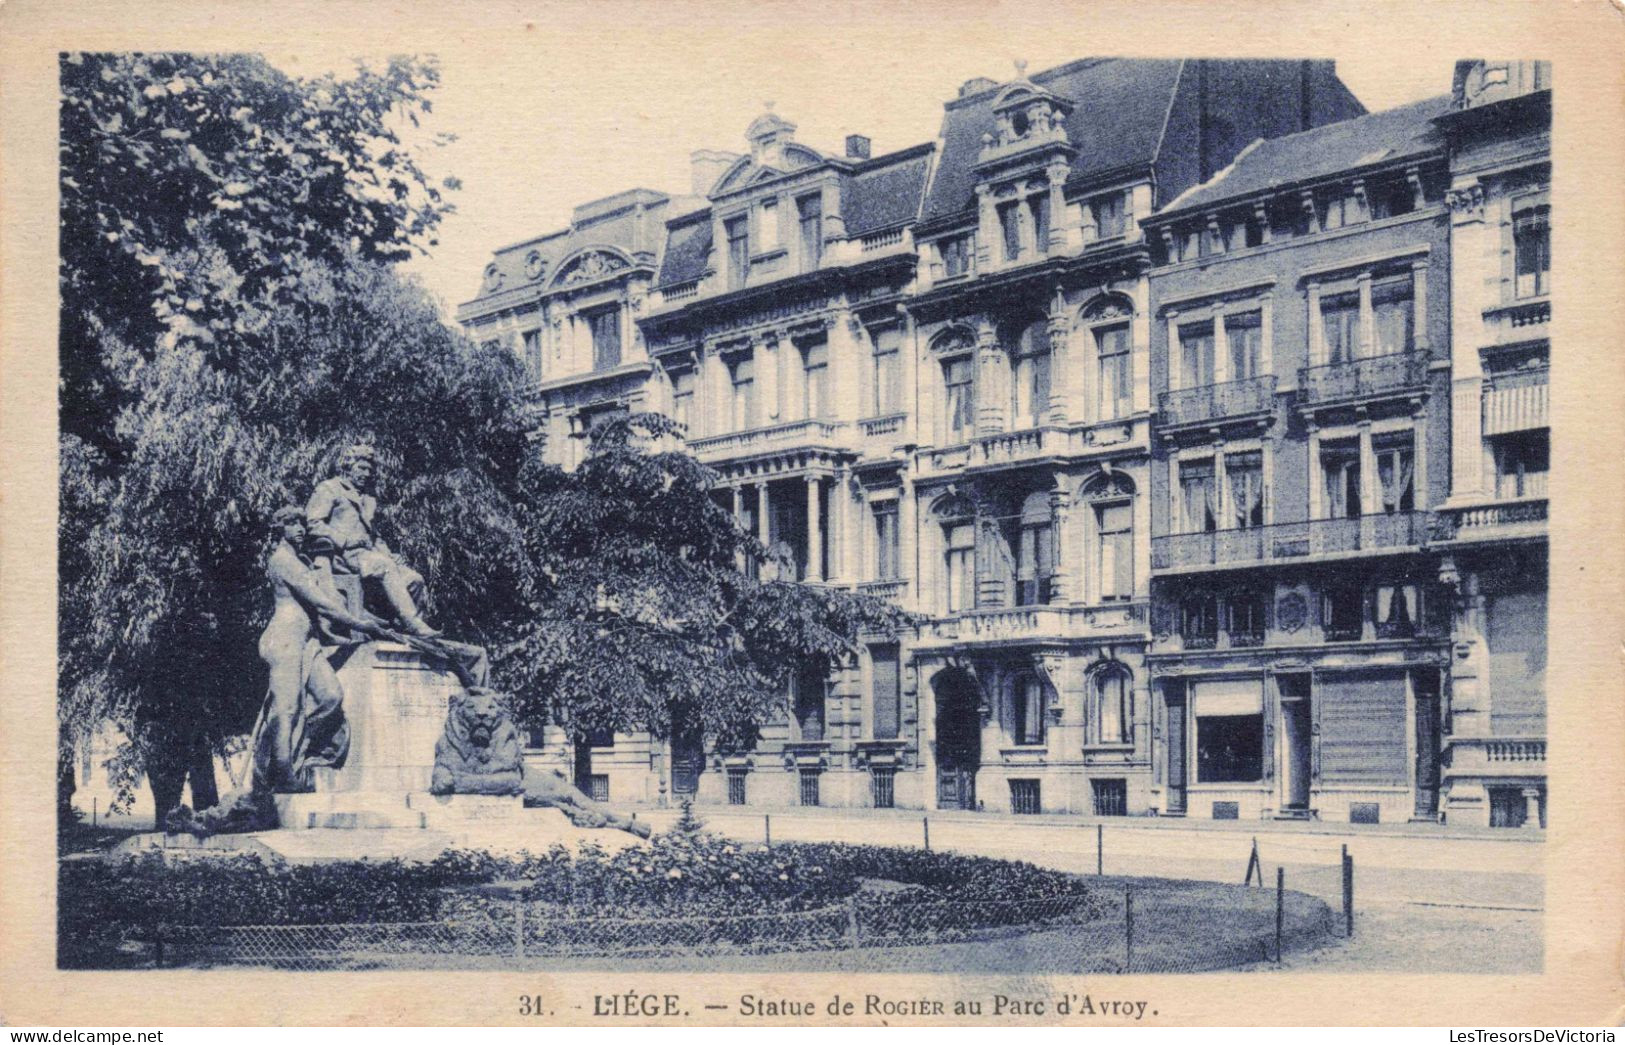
[1151,512,1431,571]
[1485,739,1547,763]
[1447,736,1546,775]
[660,280,700,304]
[860,228,906,253]
[1158,375,1278,429]
[1298,350,1429,407]
[1432,498,1547,542]
[686,418,847,460]
[859,412,907,438]
[1484,298,1550,345]
[1483,369,1549,435]
[856,578,908,603]
[918,601,1147,645]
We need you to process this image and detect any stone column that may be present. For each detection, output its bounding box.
[1411,259,1430,352]
[1166,311,1184,390]
[902,309,922,445]
[1306,424,1323,520]
[1521,787,1542,830]
[827,471,846,585]
[1306,284,1323,366]
[1212,303,1231,384]
[975,321,1007,436]
[899,474,918,611]
[704,346,728,437]
[1254,200,1271,245]
[974,185,995,269]
[760,332,782,424]
[1357,272,1375,358]
[1047,482,1072,603]
[1046,304,1071,426]
[756,481,772,546]
[806,476,825,582]
[1045,162,1069,253]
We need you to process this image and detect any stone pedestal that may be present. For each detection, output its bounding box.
[312,642,460,794]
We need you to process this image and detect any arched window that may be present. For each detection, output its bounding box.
[1009,673,1049,746]
[1014,490,1055,606]
[932,328,977,443]
[1007,318,1051,430]
[1091,665,1133,745]
[932,493,976,615]
[1081,296,1135,421]
[1083,472,1135,601]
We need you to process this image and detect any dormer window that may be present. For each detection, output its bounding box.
[1091,191,1126,240]
[758,198,780,253]
[998,200,1022,261]
[940,234,974,278]
[1010,109,1031,138]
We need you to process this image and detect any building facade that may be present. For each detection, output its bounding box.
[456,56,1548,828]
[1431,61,1551,828]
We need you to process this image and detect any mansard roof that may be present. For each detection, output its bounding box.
[1156,94,1451,219]
[920,58,1184,227]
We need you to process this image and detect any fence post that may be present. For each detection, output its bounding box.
[923,816,930,852]
[1097,822,1104,876]
[844,897,861,946]
[1275,866,1285,963]
[1123,887,1133,972]
[153,924,164,968]
[1244,837,1262,886]
[1342,851,1355,938]
[765,814,771,848]
[93,797,98,827]
[514,901,525,960]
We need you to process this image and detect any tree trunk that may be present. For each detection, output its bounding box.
[148,761,185,830]
[57,740,78,826]
[187,733,220,810]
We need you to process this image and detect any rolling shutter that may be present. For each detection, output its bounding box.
[1318,671,1407,785]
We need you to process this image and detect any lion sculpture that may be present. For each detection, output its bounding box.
[430,686,524,796]
[524,767,652,838]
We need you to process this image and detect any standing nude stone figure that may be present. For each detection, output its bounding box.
[305,443,440,637]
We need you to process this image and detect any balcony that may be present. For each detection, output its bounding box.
[1446,736,1546,777]
[917,601,1147,647]
[856,578,908,604]
[1483,297,1549,346]
[1158,375,1277,431]
[686,418,849,462]
[1298,350,1429,408]
[1151,512,1431,573]
[1432,498,1547,544]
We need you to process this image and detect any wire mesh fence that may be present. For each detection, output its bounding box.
[149,882,1331,973]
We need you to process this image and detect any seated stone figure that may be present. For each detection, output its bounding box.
[524,766,652,838]
[430,687,524,796]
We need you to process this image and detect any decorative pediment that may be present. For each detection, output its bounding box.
[552,249,630,287]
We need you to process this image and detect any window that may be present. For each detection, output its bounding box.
[1092,191,1126,239]
[727,769,748,806]
[728,353,756,430]
[940,234,973,278]
[1179,458,1218,533]
[670,367,696,432]
[1009,779,1041,815]
[998,200,1022,261]
[1373,277,1415,355]
[944,521,975,613]
[1010,320,1051,429]
[1494,430,1550,498]
[799,769,821,807]
[1180,226,1201,263]
[580,403,629,446]
[1091,779,1128,816]
[1015,492,1054,607]
[1028,192,1051,251]
[1514,203,1550,298]
[1321,291,1360,363]
[872,502,900,580]
[1368,177,1415,220]
[1225,311,1262,381]
[1322,585,1364,641]
[870,325,901,415]
[870,643,901,741]
[871,767,896,809]
[943,355,975,442]
[797,194,823,269]
[1096,324,1131,420]
[757,198,780,252]
[1192,680,1264,783]
[588,308,621,371]
[1093,669,1131,745]
[522,329,543,381]
[793,664,826,742]
[1227,450,1264,528]
[801,336,829,419]
[1320,191,1355,230]
[1178,321,1216,389]
[725,215,750,289]
[1320,439,1361,519]
[1225,590,1268,645]
[1375,581,1420,638]
[1374,431,1415,512]
[1181,593,1218,648]
[1096,500,1133,600]
[1011,676,1047,746]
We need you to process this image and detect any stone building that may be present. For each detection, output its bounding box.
[1430,60,1551,828]
[1140,96,1457,825]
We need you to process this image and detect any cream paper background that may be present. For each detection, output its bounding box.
[2,0,1621,1026]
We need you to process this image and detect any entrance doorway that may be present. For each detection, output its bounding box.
[1278,674,1312,811]
[1413,669,1442,819]
[1164,683,1187,815]
[670,708,704,798]
[932,668,982,810]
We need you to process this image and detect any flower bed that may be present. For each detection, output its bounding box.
[60,833,1104,967]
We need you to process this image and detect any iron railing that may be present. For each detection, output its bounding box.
[1159,375,1277,429]
[1298,350,1429,406]
[1151,513,1430,571]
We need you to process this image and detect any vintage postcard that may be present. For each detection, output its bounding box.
[2,0,1622,1029]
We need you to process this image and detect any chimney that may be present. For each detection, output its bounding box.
[689,149,739,197]
[845,134,872,160]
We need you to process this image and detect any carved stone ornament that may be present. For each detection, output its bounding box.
[557,249,628,286]
[1445,184,1485,219]
[430,687,524,796]
[1277,592,1309,634]
[483,263,504,292]
[524,250,546,281]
